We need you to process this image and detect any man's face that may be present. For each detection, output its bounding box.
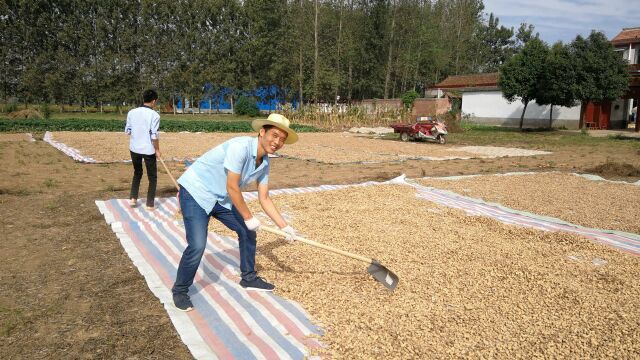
[259,127,288,154]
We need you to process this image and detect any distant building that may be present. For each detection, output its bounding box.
[431,73,582,129]
[610,27,640,131]
[432,27,640,131]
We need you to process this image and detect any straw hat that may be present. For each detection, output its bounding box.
[251,113,298,144]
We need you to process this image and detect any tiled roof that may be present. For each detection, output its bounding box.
[612,27,640,45]
[432,72,499,90]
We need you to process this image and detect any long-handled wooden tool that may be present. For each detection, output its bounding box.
[159,157,179,190]
[261,226,399,291]
[159,157,399,290]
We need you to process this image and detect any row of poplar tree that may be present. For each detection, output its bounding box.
[2,0,541,108]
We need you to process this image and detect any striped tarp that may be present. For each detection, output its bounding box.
[95,197,324,360]
[44,131,101,163]
[404,177,640,256]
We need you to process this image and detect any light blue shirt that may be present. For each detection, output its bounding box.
[177,136,269,213]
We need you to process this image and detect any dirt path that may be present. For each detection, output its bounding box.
[1,134,639,358]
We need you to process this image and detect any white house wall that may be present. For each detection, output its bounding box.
[462,90,581,129]
[611,99,626,124]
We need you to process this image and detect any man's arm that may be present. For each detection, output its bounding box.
[227,171,253,220]
[151,113,160,158]
[125,113,132,134]
[257,182,287,228]
[152,139,161,159]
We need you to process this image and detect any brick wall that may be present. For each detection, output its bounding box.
[358,99,403,113]
[411,98,451,117]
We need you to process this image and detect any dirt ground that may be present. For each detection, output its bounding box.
[1,131,639,359]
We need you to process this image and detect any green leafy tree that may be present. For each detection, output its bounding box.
[536,42,577,128]
[514,22,539,50]
[498,37,549,129]
[401,89,419,110]
[474,13,514,72]
[234,96,260,116]
[570,31,630,128]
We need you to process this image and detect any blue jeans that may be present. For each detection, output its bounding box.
[172,186,258,295]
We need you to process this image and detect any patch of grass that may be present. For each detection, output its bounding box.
[448,126,633,149]
[0,118,322,133]
[0,304,23,337]
[43,178,58,188]
[104,184,127,192]
[0,187,34,196]
[585,160,640,178]
[45,202,60,211]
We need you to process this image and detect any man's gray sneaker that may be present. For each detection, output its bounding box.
[173,293,193,312]
[239,277,275,291]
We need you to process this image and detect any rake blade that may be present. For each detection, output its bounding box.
[367,261,399,291]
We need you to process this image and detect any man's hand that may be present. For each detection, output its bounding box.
[280,225,297,243]
[155,149,162,159]
[244,217,261,231]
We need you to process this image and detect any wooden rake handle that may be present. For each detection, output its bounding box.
[158,157,180,191]
[261,225,373,264]
[159,159,373,265]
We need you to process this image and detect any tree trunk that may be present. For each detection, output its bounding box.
[335,0,344,105]
[298,0,304,109]
[348,62,353,102]
[313,0,319,103]
[172,95,176,115]
[549,105,554,129]
[520,100,528,129]
[579,101,586,129]
[383,0,396,99]
[454,4,463,75]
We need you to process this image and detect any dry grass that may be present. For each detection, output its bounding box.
[7,109,43,119]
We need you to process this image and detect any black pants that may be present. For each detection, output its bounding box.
[129,151,157,206]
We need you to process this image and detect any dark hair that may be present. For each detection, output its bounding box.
[260,124,289,139]
[143,89,158,103]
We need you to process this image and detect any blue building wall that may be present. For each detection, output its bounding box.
[176,85,296,111]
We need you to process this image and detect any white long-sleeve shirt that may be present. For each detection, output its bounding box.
[125,106,160,155]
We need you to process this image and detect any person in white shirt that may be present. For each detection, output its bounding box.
[125,89,161,209]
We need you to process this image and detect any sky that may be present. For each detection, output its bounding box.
[482,0,638,44]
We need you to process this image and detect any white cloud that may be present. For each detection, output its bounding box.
[482,0,638,43]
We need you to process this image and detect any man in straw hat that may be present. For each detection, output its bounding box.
[172,113,299,311]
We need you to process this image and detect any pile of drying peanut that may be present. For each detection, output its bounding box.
[0,133,33,142]
[418,172,640,234]
[233,184,640,358]
[47,131,545,164]
[49,131,252,162]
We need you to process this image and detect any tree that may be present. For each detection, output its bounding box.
[498,37,549,129]
[536,42,577,128]
[474,13,514,72]
[570,31,630,128]
[514,22,539,50]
